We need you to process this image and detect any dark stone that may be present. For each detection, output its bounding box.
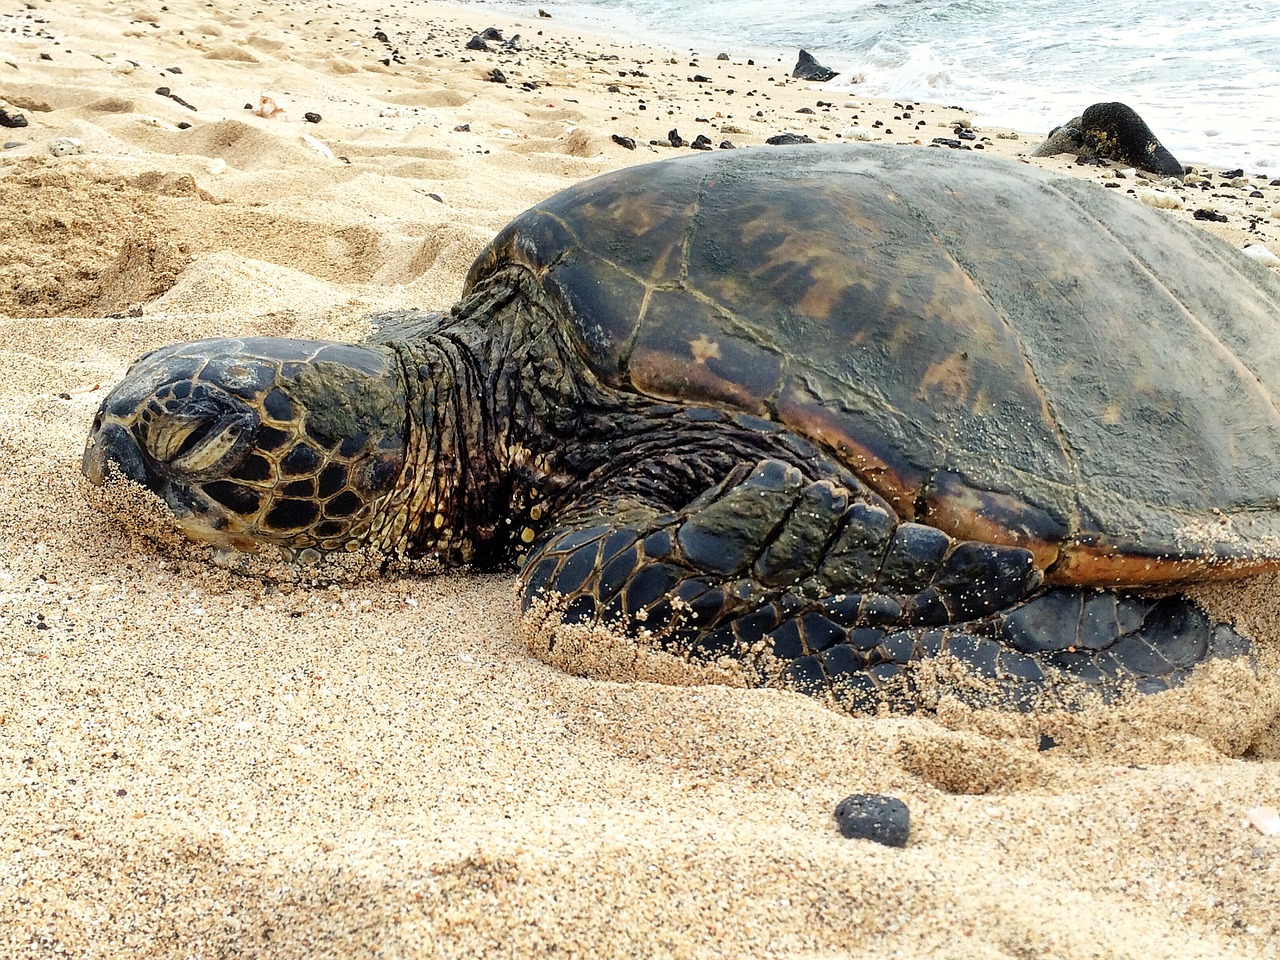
[4,141,23,149]
[169,94,196,111]
[931,137,963,149]
[155,86,171,97]
[373,30,389,43]
[488,69,507,84]
[717,53,729,61]
[796,107,815,114]
[538,8,551,16]
[718,140,736,149]
[1194,209,1228,222]
[166,66,183,74]
[611,134,636,150]
[304,112,321,123]
[793,49,837,82]
[504,35,522,51]
[667,128,685,147]
[0,108,28,128]
[765,133,815,145]
[690,134,712,150]
[607,84,621,93]
[466,34,490,51]
[1032,102,1182,176]
[692,74,711,83]
[1037,733,1058,752]
[833,794,910,846]
[176,121,192,130]
[481,27,504,40]
[1219,168,1244,178]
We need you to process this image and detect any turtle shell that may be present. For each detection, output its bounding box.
[464,145,1280,586]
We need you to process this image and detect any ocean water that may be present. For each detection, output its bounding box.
[461,0,1280,169]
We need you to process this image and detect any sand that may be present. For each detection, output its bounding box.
[3,0,1280,956]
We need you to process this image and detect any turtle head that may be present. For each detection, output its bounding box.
[82,337,409,559]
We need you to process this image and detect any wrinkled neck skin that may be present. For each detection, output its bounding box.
[374,267,852,569]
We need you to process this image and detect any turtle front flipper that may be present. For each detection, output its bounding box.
[518,459,1250,712]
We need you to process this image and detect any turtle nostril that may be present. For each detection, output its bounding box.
[82,423,152,488]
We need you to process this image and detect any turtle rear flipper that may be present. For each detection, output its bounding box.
[517,459,1251,711]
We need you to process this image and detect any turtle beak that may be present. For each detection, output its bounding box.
[82,418,153,489]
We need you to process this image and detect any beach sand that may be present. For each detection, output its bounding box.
[3,0,1280,956]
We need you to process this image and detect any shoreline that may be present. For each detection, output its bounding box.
[2,1,1280,957]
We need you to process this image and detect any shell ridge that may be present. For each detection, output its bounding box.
[1041,176,1280,426]
[875,168,1085,542]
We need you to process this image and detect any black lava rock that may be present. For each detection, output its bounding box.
[611,134,636,150]
[792,50,837,82]
[1032,102,1183,176]
[466,34,490,51]
[718,140,736,149]
[480,27,504,41]
[667,128,686,147]
[717,53,729,61]
[488,69,507,84]
[176,121,192,130]
[1194,209,1229,222]
[765,133,815,145]
[692,74,711,83]
[690,134,712,150]
[155,86,171,97]
[304,112,322,123]
[834,794,910,847]
[0,107,28,128]
[1219,168,1245,178]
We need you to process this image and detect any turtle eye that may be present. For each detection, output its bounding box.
[140,388,259,477]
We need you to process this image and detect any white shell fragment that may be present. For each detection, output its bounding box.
[48,137,83,157]
[1137,187,1182,210]
[840,125,875,141]
[207,157,228,175]
[301,133,334,160]
[1245,807,1280,836]
[1241,244,1280,268]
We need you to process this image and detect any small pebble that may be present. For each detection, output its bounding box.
[48,136,83,157]
[610,134,636,150]
[0,107,28,128]
[304,112,321,124]
[1241,244,1280,267]
[766,133,815,145]
[834,794,910,847]
[1137,188,1182,210]
[1246,806,1280,836]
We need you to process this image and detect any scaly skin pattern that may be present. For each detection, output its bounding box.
[82,146,1276,712]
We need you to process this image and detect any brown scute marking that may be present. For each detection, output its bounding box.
[1048,542,1280,587]
[773,385,920,517]
[629,291,782,413]
[920,472,1067,572]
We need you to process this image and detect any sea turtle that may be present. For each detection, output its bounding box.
[82,145,1280,711]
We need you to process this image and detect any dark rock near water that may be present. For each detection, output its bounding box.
[0,107,28,128]
[1194,209,1229,222]
[480,27,504,41]
[466,34,490,51]
[1033,102,1183,176]
[691,74,711,83]
[667,128,686,147]
[690,134,712,150]
[538,8,552,17]
[611,134,636,150]
[717,52,729,61]
[719,140,736,149]
[834,794,910,847]
[792,49,837,83]
[766,133,815,145]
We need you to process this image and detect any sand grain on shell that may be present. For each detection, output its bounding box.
[3,0,1280,956]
